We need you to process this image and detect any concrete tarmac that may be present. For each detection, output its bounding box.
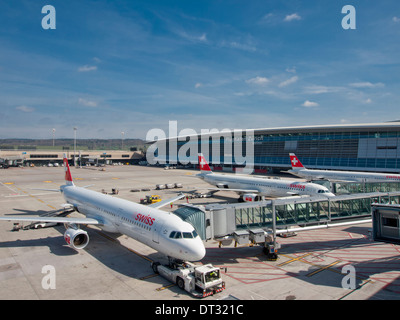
[0,164,399,300]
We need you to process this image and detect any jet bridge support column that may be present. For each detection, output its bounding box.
[263,200,280,260]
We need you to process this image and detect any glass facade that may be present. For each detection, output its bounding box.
[155,123,400,173]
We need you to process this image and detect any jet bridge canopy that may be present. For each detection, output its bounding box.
[172,205,207,240]
[232,192,400,230]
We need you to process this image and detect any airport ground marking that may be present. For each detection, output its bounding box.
[306,260,341,277]
[139,273,159,280]
[0,181,19,193]
[4,184,58,210]
[156,283,175,291]
[278,253,313,267]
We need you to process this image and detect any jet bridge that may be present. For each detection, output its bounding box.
[371,203,400,245]
[173,191,400,258]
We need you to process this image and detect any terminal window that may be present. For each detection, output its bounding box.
[382,217,399,228]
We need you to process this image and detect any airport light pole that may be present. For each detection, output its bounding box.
[121,131,124,150]
[73,127,77,167]
[52,128,56,147]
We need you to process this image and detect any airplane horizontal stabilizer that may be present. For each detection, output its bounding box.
[31,188,60,192]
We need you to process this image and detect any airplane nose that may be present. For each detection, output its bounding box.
[192,242,206,261]
[184,239,206,261]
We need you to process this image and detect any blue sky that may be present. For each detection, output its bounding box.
[0,0,399,139]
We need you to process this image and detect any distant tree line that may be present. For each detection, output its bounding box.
[0,139,146,151]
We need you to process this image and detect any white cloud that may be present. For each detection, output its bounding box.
[195,83,203,88]
[303,85,344,94]
[261,13,274,22]
[349,82,384,88]
[365,98,372,104]
[78,65,98,72]
[279,76,298,87]
[176,30,207,43]
[198,33,207,42]
[284,13,301,22]
[78,98,97,107]
[246,76,269,85]
[16,105,34,113]
[302,100,319,108]
[286,67,296,73]
[393,17,400,23]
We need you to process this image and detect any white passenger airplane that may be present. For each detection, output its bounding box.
[289,153,400,183]
[197,154,335,201]
[0,155,205,262]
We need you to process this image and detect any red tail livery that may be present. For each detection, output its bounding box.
[198,154,212,173]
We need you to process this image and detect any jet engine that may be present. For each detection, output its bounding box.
[242,193,258,202]
[64,228,89,249]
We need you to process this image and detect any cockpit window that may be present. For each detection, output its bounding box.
[183,232,193,238]
[169,230,199,239]
[169,231,182,238]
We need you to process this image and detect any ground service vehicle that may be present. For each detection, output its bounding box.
[140,195,162,205]
[151,261,225,298]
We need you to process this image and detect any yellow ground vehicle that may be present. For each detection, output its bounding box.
[140,195,162,205]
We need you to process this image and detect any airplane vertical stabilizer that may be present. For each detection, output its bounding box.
[289,153,306,172]
[198,154,212,174]
[63,154,75,186]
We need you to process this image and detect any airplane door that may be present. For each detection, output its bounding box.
[114,208,124,230]
[152,219,165,244]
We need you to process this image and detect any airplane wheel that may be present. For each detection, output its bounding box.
[151,262,160,274]
[177,277,184,289]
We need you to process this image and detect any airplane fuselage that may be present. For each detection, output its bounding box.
[290,168,400,183]
[61,185,205,261]
[201,173,334,197]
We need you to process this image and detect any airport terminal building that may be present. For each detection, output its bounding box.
[151,121,400,173]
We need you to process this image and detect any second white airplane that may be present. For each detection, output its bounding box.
[289,153,400,183]
[197,154,335,201]
[0,155,205,262]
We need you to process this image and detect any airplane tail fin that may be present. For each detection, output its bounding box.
[198,154,212,174]
[63,154,75,186]
[289,153,306,171]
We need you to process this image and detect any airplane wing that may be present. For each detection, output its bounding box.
[320,178,357,183]
[148,193,186,209]
[0,216,100,225]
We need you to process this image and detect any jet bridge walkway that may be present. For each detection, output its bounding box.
[173,191,400,256]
